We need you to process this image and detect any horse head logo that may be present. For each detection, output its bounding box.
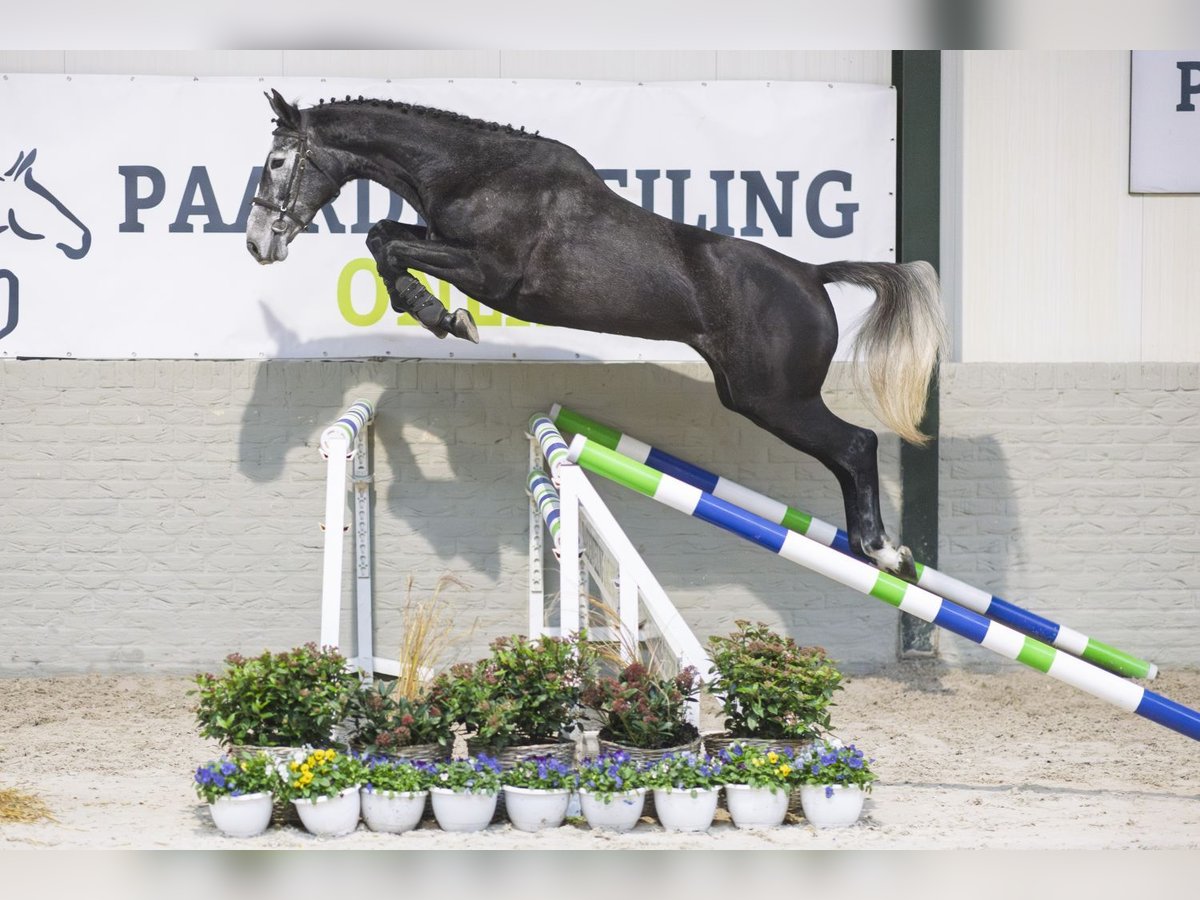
[0,148,92,341]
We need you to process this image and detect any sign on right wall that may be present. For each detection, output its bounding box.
[1130,50,1200,192]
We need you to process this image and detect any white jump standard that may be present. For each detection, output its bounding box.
[565,433,1200,743]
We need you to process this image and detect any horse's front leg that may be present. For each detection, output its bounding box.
[366,220,480,343]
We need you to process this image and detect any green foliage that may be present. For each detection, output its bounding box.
[280,748,367,801]
[431,756,503,795]
[706,621,844,739]
[801,741,877,794]
[362,758,435,795]
[580,662,700,749]
[193,752,280,804]
[716,743,802,791]
[641,751,726,793]
[192,644,359,748]
[430,634,591,749]
[340,676,453,753]
[576,750,647,802]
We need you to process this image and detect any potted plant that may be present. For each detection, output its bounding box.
[718,743,801,828]
[798,740,877,828]
[360,757,435,834]
[501,755,577,832]
[430,633,591,766]
[193,752,280,838]
[192,644,360,754]
[428,755,504,832]
[280,747,367,837]
[575,750,649,833]
[704,621,844,757]
[641,750,725,832]
[340,676,453,763]
[581,662,701,755]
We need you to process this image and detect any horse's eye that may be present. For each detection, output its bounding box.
[270,158,286,170]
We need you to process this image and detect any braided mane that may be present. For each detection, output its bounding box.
[307,94,545,140]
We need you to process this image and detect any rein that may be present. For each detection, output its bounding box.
[251,128,341,234]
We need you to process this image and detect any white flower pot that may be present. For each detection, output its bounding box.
[724,783,790,828]
[800,784,865,828]
[502,786,571,832]
[429,787,497,832]
[652,786,720,832]
[207,791,273,838]
[578,788,646,833]
[360,788,428,834]
[292,786,361,837]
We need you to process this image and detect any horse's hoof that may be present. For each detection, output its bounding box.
[893,545,918,581]
[449,308,479,344]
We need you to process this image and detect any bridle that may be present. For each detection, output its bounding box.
[251,127,341,235]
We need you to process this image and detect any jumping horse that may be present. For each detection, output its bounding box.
[246,90,947,576]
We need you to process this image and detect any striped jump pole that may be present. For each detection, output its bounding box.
[551,404,1157,682]
[530,413,571,483]
[566,434,1200,743]
[528,468,562,555]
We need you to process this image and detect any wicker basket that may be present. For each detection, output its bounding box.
[362,742,451,765]
[597,737,703,820]
[702,733,819,817]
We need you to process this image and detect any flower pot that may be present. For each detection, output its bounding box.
[578,787,646,833]
[598,737,700,818]
[502,786,571,832]
[360,788,428,834]
[466,739,575,821]
[207,791,274,837]
[652,786,720,832]
[799,784,865,828]
[429,787,498,832]
[704,734,819,816]
[724,783,790,828]
[292,786,361,837]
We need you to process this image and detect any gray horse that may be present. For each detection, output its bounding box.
[245,90,946,575]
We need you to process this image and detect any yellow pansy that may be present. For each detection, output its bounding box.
[767,752,779,764]
[778,764,792,777]
[289,761,300,771]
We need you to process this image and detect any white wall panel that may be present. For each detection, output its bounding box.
[498,51,716,81]
[61,50,284,75]
[1141,198,1200,360]
[716,50,891,84]
[282,50,499,78]
[960,51,1142,362]
[0,51,66,72]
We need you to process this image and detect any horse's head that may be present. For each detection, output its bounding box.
[246,90,345,264]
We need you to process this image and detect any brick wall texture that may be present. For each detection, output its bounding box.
[1,359,1195,678]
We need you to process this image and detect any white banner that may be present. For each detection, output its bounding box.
[0,75,895,360]
[1130,50,1200,193]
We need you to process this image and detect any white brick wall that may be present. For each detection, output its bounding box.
[5,359,1194,677]
[0,359,896,675]
[939,363,1200,671]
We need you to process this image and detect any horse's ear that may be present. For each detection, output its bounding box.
[16,149,36,176]
[266,89,302,130]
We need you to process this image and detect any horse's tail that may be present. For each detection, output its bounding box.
[819,260,947,445]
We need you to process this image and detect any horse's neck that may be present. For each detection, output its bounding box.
[316,108,481,199]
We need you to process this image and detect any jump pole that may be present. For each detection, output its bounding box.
[565,433,1200,743]
[551,404,1157,682]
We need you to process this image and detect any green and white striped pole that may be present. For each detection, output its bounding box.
[551,404,1157,681]
[565,433,1200,743]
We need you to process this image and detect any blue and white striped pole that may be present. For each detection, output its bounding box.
[566,434,1200,743]
[551,404,1157,682]
[528,468,562,553]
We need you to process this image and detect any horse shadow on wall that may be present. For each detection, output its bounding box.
[236,308,1021,643]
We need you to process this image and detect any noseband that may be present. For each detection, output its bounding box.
[251,128,341,235]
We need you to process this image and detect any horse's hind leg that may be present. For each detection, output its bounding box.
[742,391,913,576]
